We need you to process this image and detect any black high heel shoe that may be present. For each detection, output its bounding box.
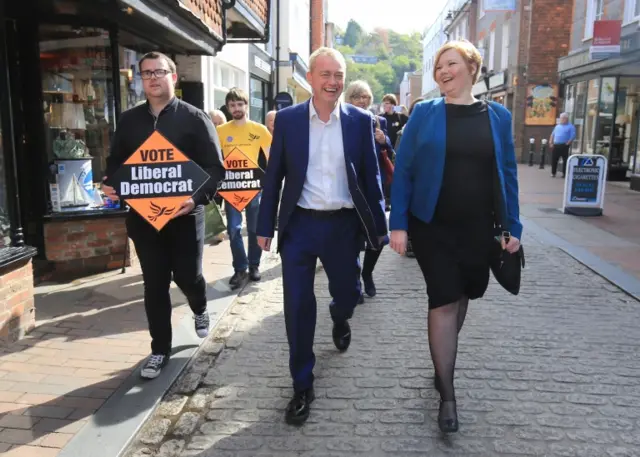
[438,400,459,433]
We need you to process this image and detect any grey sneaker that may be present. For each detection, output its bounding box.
[194,312,210,338]
[141,354,169,379]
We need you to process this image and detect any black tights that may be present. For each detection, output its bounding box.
[428,296,469,401]
[361,248,382,279]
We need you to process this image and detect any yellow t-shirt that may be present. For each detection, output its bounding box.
[216,120,272,169]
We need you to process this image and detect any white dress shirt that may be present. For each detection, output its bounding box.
[298,100,354,210]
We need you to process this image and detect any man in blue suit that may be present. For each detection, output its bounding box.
[257,47,388,426]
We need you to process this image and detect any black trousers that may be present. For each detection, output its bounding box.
[551,144,570,176]
[127,209,207,355]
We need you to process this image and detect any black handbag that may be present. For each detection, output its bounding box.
[490,230,525,295]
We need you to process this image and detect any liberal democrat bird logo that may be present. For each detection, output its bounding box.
[148,201,176,222]
[233,193,250,204]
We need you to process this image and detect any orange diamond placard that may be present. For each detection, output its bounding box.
[107,131,210,231]
[218,148,264,212]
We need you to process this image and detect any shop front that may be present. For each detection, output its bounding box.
[282,52,311,104]
[559,31,640,188]
[0,0,269,342]
[248,44,273,123]
[471,70,511,109]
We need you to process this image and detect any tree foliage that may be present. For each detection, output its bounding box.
[343,20,365,48]
[340,21,423,104]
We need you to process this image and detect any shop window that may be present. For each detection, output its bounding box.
[249,77,265,123]
[615,77,640,172]
[583,79,600,154]
[564,84,576,124]
[39,25,117,213]
[572,81,588,154]
[119,47,146,111]
[594,77,616,160]
[0,111,10,249]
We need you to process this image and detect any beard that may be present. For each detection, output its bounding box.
[232,111,245,120]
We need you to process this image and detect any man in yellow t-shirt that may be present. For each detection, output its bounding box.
[217,87,272,289]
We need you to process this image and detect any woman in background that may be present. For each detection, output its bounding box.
[345,80,393,298]
[389,40,522,433]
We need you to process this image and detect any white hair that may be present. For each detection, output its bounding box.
[309,47,347,72]
[560,112,569,118]
[344,80,373,106]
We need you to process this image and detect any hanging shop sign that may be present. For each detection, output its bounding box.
[525,84,558,126]
[274,91,294,110]
[218,148,265,212]
[107,131,210,230]
[590,20,622,60]
[484,0,516,11]
[562,154,608,216]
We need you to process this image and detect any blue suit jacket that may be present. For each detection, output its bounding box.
[390,98,523,240]
[257,101,388,250]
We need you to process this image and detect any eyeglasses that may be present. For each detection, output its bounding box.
[140,69,172,80]
[352,94,371,101]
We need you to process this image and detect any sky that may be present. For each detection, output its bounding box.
[328,0,448,35]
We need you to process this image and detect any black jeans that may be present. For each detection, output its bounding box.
[127,209,207,355]
[551,144,570,176]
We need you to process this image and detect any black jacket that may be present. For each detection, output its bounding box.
[105,97,225,209]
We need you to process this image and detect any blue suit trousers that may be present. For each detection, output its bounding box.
[280,207,362,392]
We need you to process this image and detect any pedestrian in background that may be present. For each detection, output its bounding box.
[381,93,408,148]
[102,52,225,379]
[217,88,272,289]
[265,110,277,135]
[256,47,387,426]
[209,109,227,127]
[345,79,392,298]
[389,39,522,433]
[549,112,576,178]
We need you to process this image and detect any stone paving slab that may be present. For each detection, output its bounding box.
[123,233,640,457]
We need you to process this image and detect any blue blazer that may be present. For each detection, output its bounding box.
[257,100,388,250]
[390,98,523,240]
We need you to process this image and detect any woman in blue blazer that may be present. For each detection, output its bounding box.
[345,80,393,297]
[389,40,522,433]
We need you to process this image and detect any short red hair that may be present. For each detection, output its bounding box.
[433,39,483,84]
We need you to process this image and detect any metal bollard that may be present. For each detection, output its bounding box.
[539,139,547,169]
[529,138,535,166]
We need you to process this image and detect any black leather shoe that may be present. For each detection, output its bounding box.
[332,321,351,352]
[229,270,248,290]
[438,400,459,433]
[362,275,376,297]
[285,388,315,425]
[249,266,261,281]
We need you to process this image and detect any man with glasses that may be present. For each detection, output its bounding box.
[101,51,225,379]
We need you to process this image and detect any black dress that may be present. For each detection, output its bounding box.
[409,101,499,309]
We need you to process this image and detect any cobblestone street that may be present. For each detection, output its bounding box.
[125,233,640,457]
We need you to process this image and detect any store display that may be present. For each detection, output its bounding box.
[40,25,116,213]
